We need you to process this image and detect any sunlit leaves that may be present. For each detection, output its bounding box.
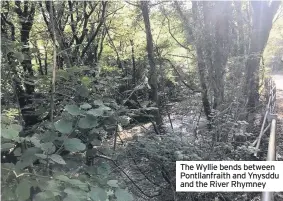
[81,76,92,86]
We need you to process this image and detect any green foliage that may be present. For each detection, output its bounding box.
[107,180,119,188]
[64,138,86,152]
[55,119,73,134]
[3,1,280,201]
[78,115,98,129]
[1,124,21,140]
[65,105,81,116]
[115,189,134,201]
[90,187,107,201]
[16,180,32,200]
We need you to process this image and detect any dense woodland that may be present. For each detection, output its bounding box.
[1,1,283,201]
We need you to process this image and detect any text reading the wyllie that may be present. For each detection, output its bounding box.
[176,161,283,192]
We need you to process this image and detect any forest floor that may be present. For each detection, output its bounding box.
[271,71,283,200]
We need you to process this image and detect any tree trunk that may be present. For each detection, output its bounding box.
[212,2,231,109]
[191,2,212,121]
[130,39,136,87]
[246,1,280,111]
[14,2,39,127]
[140,1,162,128]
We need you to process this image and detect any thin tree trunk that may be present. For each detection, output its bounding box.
[140,1,162,129]
[212,2,231,109]
[130,39,136,87]
[50,1,57,123]
[191,2,212,122]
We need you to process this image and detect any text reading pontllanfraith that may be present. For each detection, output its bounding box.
[176,161,283,192]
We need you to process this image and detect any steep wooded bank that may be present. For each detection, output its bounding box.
[1,1,282,201]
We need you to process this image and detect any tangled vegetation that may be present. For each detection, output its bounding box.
[1,1,283,201]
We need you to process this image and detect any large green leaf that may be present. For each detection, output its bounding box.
[41,142,56,154]
[50,154,66,165]
[30,135,41,147]
[97,162,111,177]
[1,124,22,140]
[115,189,134,201]
[54,119,73,134]
[13,147,22,156]
[76,85,89,98]
[63,195,82,201]
[33,191,55,201]
[80,103,92,110]
[55,175,70,182]
[64,138,86,152]
[87,108,104,116]
[16,147,41,170]
[64,188,86,197]
[90,187,107,201]
[100,105,111,111]
[15,180,31,200]
[93,100,104,106]
[68,179,88,191]
[46,179,61,193]
[35,153,48,159]
[11,124,23,131]
[107,180,119,188]
[1,143,15,151]
[65,105,81,116]
[78,115,98,129]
